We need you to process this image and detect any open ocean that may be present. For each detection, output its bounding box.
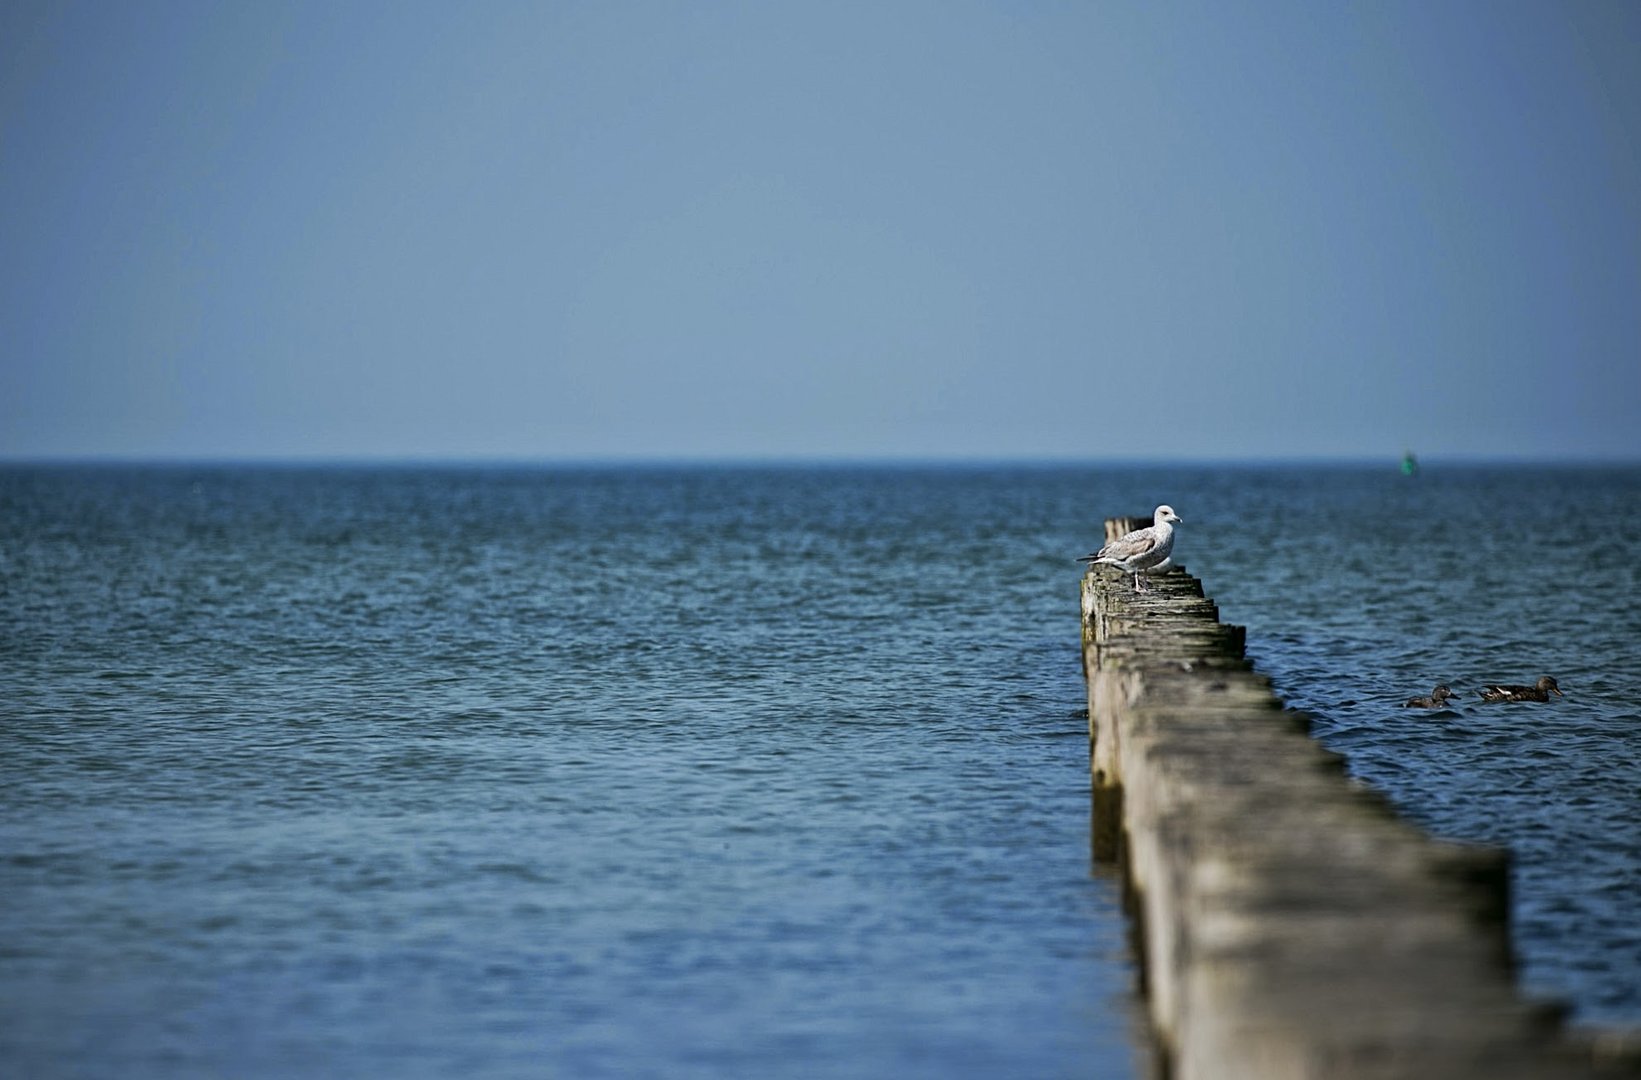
[3,462,1638,1077]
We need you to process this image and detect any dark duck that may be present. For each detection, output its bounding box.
[1477,676,1562,703]
[1402,685,1458,709]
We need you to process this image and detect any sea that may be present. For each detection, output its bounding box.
[1,462,1637,1078]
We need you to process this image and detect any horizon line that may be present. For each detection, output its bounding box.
[3,451,1639,469]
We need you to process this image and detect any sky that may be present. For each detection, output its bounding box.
[2,1,1639,463]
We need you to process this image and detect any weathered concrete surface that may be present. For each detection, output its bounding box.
[1083,535,1640,1079]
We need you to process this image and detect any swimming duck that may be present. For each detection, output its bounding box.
[1477,676,1562,703]
[1078,505,1181,593]
[1402,685,1457,709]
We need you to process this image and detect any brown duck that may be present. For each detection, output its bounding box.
[1402,685,1458,709]
[1477,676,1562,703]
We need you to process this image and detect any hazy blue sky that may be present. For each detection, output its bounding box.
[3,1,1638,461]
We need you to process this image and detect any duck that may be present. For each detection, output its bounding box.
[1078,505,1182,593]
[1476,676,1562,703]
[1402,685,1458,709]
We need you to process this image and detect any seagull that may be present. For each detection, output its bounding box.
[1402,685,1458,709]
[1477,676,1563,703]
[1078,505,1181,593]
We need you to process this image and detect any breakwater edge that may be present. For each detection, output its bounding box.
[1082,514,1640,1078]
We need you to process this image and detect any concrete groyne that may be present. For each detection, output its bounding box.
[1081,517,1637,1079]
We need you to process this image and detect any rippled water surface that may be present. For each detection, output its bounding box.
[1,465,1150,1079]
[5,463,1638,1078]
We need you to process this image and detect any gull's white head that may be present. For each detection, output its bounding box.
[1154,505,1182,526]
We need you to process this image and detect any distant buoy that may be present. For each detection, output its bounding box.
[1401,451,1419,476]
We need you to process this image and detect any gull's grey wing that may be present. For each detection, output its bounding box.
[1098,528,1160,563]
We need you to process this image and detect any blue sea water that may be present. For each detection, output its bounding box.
[2,463,1638,1078]
[0,465,1150,1080]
